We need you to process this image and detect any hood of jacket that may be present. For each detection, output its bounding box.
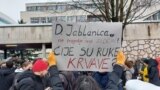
[17,70,40,82]
[148,59,158,67]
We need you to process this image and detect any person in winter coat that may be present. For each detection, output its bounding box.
[9,61,33,90]
[92,72,108,90]
[105,50,126,90]
[132,60,142,79]
[17,52,64,90]
[156,57,160,78]
[148,58,160,86]
[139,59,149,82]
[121,61,134,87]
[17,59,49,90]
[0,60,16,90]
[47,52,64,90]
[125,61,134,81]
[59,71,75,90]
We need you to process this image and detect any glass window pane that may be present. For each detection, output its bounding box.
[30,17,40,23]
[48,6,56,11]
[57,16,66,21]
[41,17,46,23]
[153,13,158,20]
[158,11,160,20]
[47,17,52,23]
[77,15,86,22]
[67,16,76,22]
[56,5,66,12]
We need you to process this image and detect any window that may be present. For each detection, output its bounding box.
[27,7,32,11]
[153,13,158,20]
[77,16,86,22]
[36,6,47,11]
[87,15,102,22]
[86,4,95,9]
[41,17,46,23]
[56,5,66,12]
[145,16,152,21]
[30,17,40,23]
[47,17,52,23]
[48,6,56,11]
[67,16,76,22]
[68,5,75,10]
[27,6,37,11]
[158,11,160,20]
[57,16,66,21]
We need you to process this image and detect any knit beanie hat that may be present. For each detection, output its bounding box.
[32,59,48,72]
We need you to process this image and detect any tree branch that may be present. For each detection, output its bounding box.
[123,0,134,29]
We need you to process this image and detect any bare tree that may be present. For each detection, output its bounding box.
[69,0,159,29]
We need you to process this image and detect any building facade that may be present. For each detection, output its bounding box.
[131,0,160,22]
[21,1,102,24]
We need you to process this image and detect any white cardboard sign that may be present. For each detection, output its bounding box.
[52,22,122,71]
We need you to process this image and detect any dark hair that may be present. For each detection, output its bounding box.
[6,60,13,68]
[22,61,31,68]
[125,61,133,68]
[73,75,100,90]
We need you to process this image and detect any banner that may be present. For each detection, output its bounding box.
[52,22,122,71]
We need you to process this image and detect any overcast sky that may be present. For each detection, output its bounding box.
[0,0,69,22]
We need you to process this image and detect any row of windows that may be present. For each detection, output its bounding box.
[27,4,96,12]
[30,15,87,23]
[144,11,160,21]
[30,15,103,23]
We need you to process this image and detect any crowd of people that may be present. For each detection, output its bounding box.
[1,51,160,90]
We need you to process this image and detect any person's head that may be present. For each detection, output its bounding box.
[22,61,33,71]
[140,58,149,66]
[6,60,13,68]
[125,61,134,69]
[74,75,100,90]
[32,59,48,77]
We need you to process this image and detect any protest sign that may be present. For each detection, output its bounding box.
[52,22,122,71]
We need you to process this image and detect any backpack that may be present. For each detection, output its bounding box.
[9,78,20,90]
[9,74,34,90]
[59,72,72,90]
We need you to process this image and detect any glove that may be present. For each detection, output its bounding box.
[116,50,126,65]
[47,52,57,66]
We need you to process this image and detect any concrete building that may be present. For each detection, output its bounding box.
[21,0,160,24]
[0,12,16,24]
[20,1,102,24]
[133,0,160,22]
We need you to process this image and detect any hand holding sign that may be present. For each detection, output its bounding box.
[48,52,57,67]
[116,50,126,65]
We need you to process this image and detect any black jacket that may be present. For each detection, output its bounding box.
[17,71,46,90]
[0,68,15,90]
[148,59,160,86]
[17,66,64,90]
[105,64,124,90]
[48,66,64,90]
[93,72,109,90]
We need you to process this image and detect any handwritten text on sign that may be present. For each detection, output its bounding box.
[52,22,122,71]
